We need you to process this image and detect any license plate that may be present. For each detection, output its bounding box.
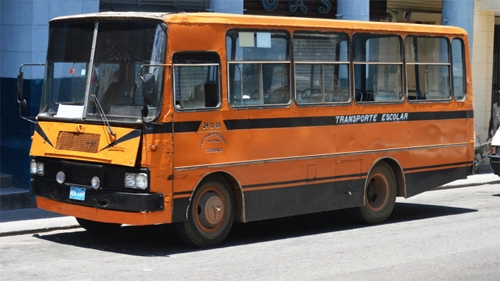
[69,186,86,201]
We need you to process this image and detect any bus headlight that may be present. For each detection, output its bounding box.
[125,174,136,188]
[56,171,65,184]
[30,160,37,174]
[135,173,148,189]
[124,173,148,190]
[30,160,44,176]
[91,176,100,189]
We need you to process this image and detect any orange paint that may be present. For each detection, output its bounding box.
[33,12,473,226]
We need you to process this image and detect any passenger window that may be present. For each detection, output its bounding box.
[226,30,290,107]
[293,32,350,105]
[353,34,403,102]
[173,52,220,110]
[405,36,451,101]
[452,38,466,101]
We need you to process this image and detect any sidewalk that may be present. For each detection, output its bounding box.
[438,173,500,189]
[0,208,80,236]
[0,172,498,237]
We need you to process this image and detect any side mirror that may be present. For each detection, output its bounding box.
[17,72,27,110]
[141,73,156,118]
[139,64,164,118]
[17,63,45,124]
[142,73,156,105]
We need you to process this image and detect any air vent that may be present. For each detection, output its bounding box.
[56,131,100,153]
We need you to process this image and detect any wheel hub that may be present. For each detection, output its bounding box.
[203,196,224,225]
[367,175,388,211]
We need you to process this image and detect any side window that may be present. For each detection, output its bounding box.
[452,38,466,101]
[353,34,403,102]
[405,36,451,101]
[293,31,350,105]
[173,52,220,110]
[226,30,290,107]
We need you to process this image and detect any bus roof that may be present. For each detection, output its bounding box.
[50,11,169,22]
[51,12,468,37]
[164,12,467,36]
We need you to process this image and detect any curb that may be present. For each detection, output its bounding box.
[436,174,500,190]
[0,216,80,237]
[0,225,81,237]
[436,180,500,190]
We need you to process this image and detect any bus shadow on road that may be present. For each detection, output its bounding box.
[389,202,477,223]
[225,202,477,246]
[34,202,476,256]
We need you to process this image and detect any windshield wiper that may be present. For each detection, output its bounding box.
[91,94,116,138]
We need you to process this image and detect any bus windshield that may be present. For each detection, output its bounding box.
[40,20,165,122]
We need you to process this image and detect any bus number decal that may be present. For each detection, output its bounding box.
[202,122,221,130]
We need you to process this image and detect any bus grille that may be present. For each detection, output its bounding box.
[56,131,100,153]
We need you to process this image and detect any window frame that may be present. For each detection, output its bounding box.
[172,51,222,111]
[404,35,452,103]
[292,31,351,106]
[351,33,404,104]
[226,29,291,109]
[451,37,467,102]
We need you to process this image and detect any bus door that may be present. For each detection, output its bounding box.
[170,51,222,221]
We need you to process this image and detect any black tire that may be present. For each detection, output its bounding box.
[357,162,396,224]
[175,175,235,248]
[76,218,121,234]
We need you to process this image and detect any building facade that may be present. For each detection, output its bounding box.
[1,0,499,189]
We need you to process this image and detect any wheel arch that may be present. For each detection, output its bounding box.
[185,171,245,223]
[368,157,406,198]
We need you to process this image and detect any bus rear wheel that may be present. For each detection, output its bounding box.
[175,175,235,248]
[76,218,121,234]
[357,162,396,224]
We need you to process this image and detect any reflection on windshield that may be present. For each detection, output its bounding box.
[40,20,165,122]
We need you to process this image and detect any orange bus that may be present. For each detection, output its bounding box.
[17,12,474,247]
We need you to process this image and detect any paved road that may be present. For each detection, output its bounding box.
[1,184,499,280]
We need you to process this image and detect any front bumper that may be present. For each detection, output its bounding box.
[31,179,164,212]
[490,154,500,176]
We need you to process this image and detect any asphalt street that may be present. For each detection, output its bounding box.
[0,181,499,281]
[0,170,498,237]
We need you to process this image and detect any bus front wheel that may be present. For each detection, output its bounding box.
[175,175,235,248]
[357,162,396,224]
[76,218,121,234]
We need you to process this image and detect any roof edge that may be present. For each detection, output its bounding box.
[50,11,170,22]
